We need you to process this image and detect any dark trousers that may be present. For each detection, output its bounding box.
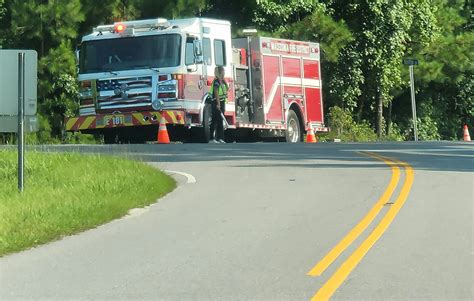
[210,101,225,140]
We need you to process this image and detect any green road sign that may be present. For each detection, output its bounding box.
[403,58,418,66]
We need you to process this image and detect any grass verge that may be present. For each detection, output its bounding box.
[0,150,176,256]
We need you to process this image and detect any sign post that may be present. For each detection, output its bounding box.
[18,52,25,191]
[403,58,419,141]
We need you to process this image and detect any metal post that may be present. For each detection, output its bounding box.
[409,65,418,141]
[18,52,25,192]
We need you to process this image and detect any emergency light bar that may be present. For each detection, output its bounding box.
[93,18,170,33]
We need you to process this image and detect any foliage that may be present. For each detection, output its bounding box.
[329,1,437,137]
[324,106,377,142]
[0,150,176,256]
[62,132,98,144]
[254,0,317,32]
[0,134,14,145]
[1,1,84,143]
[254,0,469,141]
[284,5,353,62]
[416,116,442,141]
[384,122,405,142]
[78,0,142,36]
[8,0,84,56]
[407,0,473,140]
[201,0,257,30]
[0,0,470,143]
[135,0,209,19]
[27,114,61,144]
[38,43,80,137]
[162,0,208,19]
[0,0,5,45]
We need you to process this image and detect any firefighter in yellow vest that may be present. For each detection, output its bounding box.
[209,66,228,143]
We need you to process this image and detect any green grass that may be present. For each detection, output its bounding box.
[0,150,176,256]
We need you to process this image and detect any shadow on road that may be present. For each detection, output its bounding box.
[16,141,473,173]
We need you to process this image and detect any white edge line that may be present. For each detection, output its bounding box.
[164,170,197,184]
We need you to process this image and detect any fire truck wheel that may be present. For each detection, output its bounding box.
[197,103,212,143]
[285,110,303,143]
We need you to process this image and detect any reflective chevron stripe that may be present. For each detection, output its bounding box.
[65,111,185,131]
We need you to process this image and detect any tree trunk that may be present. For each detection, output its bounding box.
[356,97,364,123]
[376,89,383,139]
[387,101,392,136]
[40,11,44,57]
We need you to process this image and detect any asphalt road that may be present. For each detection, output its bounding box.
[0,142,473,300]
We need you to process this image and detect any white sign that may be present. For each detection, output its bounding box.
[0,49,38,133]
[0,50,38,116]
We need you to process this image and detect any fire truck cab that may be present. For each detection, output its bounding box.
[66,17,327,143]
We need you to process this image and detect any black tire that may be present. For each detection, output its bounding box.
[196,103,212,143]
[285,110,303,143]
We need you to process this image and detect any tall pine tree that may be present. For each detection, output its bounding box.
[5,0,84,139]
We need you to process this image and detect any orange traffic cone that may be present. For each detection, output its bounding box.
[157,116,170,144]
[463,124,471,142]
[306,127,317,143]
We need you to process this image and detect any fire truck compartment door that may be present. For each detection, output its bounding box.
[262,55,284,123]
[281,56,304,122]
[303,59,323,123]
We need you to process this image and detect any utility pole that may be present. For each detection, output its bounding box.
[403,58,418,141]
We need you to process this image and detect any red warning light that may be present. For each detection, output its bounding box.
[115,23,126,33]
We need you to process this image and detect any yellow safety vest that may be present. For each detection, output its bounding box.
[210,79,228,103]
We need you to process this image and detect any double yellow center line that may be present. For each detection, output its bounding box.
[308,152,414,301]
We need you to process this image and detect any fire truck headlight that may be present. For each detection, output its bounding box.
[79,90,93,98]
[152,99,164,110]
[158,84,176,92]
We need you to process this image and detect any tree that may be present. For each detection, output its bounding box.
[0,0,5,46]
[202,0,257,30]
[283,5,355,112]
[255,0,439,138]
[0,0,4,23]
[38,41,80,138]
[328,1,438,137]
[395,0,473,140]
[137,0,207,19]
[1,0,467,143]
[8,0,84,56]
[3,0,84,140]
[254,0,317,32]
[79,0,141,36]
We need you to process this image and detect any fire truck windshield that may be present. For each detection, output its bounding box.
[79,34,181,74]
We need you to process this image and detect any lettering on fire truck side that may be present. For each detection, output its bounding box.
[270,42,310,55]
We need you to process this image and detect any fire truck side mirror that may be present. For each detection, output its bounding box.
[193,40,203,64]
[75,48,80,74]
[75,49,80,65]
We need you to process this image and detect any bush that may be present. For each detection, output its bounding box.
[63,132,98,144]
[26,114,60,145]
[384,122,406,141]
[324,106,377,142]
[416,116,441,141]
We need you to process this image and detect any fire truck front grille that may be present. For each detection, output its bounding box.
[96,76,153,111]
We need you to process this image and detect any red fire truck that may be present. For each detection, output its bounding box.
[65,18,327,143]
